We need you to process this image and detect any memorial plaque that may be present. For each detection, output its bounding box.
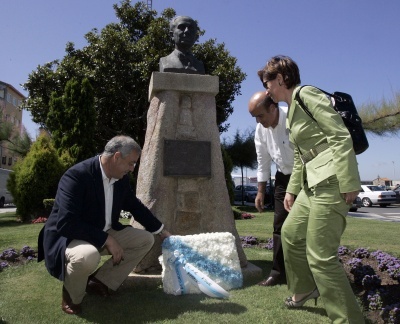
[164,139,211,177]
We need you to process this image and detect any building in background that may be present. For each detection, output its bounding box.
[0,81,25,170]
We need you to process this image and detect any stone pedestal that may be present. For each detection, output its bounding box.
[131,72,247,271]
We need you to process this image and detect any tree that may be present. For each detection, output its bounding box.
[0,111,32,158]
[221,145,235,204]
[22,1,246,152]
[358,91,400,136]
[223,129,257,205]
[47,78,96,163]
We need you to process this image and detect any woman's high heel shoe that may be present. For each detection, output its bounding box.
[284,288,320,308]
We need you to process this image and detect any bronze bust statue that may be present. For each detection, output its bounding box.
[159,16,205,74]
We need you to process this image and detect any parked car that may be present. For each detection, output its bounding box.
[358,185,397,207]
[349,196,362,212]
[393,186,400,203]
[234,185,258,202]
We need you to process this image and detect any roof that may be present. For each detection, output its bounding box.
[0,80,26,99]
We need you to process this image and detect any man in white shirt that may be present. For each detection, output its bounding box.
[248,91,294,286]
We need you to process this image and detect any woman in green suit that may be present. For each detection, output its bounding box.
[258,55,364,323]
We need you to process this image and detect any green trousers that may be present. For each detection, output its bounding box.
[282,176,365,324]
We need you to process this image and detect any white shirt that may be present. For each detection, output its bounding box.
[99,156,119,231]
[255,106,294,182]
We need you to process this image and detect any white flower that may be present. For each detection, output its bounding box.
[160,232,243,296]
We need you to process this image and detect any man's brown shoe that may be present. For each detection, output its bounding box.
[86,276,111,297]
[257,276,279,287]
[62,286,82,315]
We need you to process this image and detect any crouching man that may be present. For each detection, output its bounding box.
[38,135,170,314]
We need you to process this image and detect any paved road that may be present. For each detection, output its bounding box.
[234,201,400,223]
[3,205,400,222]
[348,205,400,222]
[0,206,16,213]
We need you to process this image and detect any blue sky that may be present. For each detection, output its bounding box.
[2,0,400,181]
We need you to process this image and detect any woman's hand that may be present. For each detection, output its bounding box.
[343,191,360,205]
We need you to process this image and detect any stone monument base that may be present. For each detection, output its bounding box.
[123,262,263,289]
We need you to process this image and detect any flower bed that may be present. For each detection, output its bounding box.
[340,247,400,323]
[0,246,36,271]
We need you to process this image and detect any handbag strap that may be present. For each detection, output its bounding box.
[295,86,316,122]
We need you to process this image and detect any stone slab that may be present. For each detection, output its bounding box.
[124,262,263,288]
[148,72,219,101]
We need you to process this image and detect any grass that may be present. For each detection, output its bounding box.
[1,209,399,323]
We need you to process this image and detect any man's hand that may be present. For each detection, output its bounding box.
[255,192,265,213]
[104,235,124,266]
[158,229,171,241]
[255,182,267,213]
[284,193,295,212]
[343,191,360,205]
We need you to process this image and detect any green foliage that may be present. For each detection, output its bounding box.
[22,1,246,151]
[223,129,257,195]
[3,210,399,323]
[0,116,32,158]
[231,206,243,220]
[6,134,65,221]
[47,77,96,163]
[359,91,400,135]
[42,199,55,214]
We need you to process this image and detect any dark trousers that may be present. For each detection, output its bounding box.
[269,171,291,280]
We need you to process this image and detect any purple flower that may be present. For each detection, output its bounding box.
[362,274,381,290]
[0,248,19,262]
[0,261,9,271]
[353,247,370,259]
[260,238,273,250]
[338,245,351,256]
[20,246,35,258]
[366,289,383,311]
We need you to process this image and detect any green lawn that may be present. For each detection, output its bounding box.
[1,209,399,324]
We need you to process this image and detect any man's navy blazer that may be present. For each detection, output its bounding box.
[38,156,162,281]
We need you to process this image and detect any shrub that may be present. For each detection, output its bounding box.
[232,207,242,220]
[43,199,55,215]
[7,133,66,222]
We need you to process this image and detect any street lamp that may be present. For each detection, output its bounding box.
[393,161,395,180]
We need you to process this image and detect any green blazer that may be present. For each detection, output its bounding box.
[286,86,361,195]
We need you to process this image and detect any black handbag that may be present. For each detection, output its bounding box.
[295,86,369,155]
